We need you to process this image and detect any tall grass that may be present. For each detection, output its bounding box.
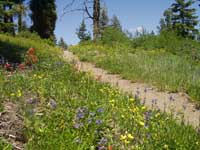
[70,42,200,102]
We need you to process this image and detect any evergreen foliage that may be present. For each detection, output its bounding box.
[76,20,91,42]
[110,15,122,31]
[58,37,68,49]
[100,5,109,31]
[30,0,57,39]
[0,0,16,34]
[170,0,198,38]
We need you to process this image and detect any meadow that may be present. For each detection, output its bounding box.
[69,29,200,102]
[0,34,200,149]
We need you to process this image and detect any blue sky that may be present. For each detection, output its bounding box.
[55,0,199,44]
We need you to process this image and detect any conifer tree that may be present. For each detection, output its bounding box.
[170,0,198,38]
[110,15,122,31]
[30,0,57,39]
[14,0,26,32]
[100,5,109,31]
[58,37,68,49]
[0,0,16,34]
[76,20,91,42]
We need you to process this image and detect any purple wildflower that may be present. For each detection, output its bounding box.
[96,119,103,125]
[97,108,104,113]
[98,137,108,145]
[49,99,57,109]
[73,123,84,129]
[77,112,85,119]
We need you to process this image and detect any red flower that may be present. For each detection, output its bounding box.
[4,63,11,69]
[27,47,35,55]
[18,63,25,70]
[108,146,112,150]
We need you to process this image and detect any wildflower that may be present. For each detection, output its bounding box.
[129,98,134,102]
[38,75,42,79]
[49,99,57,109]
[155,113,160,118]
[98,137,108,145]
[141,106,146,110]
[108,146,112,150]
[73,123,84,129]
[109,99,115,103]
[10,93,15,97]
[120,135,126,141]
[127,134,134,139]
[164,144,168,149]
[17,90,22,97]
[18,63,25,70]
[26,98,39,105]
[96,119,103,125]
[139,121,145,126]
[74,138,82,144]
[124,140,130,144]
[97,108,104,113]
[27,47,35,55]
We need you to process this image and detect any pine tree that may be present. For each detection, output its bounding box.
[100,5,109,31]
[58,37,68,49]
[76,20,91,42]
[30,0,57,39]
[110,15,122,31]
[158,8,173,33]
[0,0,16,34]
[170,0,198,38]
[14,0,26,32]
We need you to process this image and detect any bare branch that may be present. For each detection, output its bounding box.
[63,0,76,11]
[84,1,93,19]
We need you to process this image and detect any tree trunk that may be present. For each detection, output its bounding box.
[18,13,22,32]
[93,0,100,40]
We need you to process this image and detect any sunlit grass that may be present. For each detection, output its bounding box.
[70,43,200,102]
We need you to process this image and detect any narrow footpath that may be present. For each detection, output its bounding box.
[64,50,200,128]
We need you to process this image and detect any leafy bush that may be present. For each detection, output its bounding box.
[101,27,131,46]
[132,31,200,61]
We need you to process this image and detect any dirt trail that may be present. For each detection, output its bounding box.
[64,50,200,128]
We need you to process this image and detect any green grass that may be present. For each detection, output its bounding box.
[70,43,200,102]
[0,139,12,150]
[0,34,200,149]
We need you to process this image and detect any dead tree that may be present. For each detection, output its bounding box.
[62,0,100,40]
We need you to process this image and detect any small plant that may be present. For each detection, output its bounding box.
[25,47,38,66]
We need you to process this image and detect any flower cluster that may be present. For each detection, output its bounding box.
[25,47,38,66]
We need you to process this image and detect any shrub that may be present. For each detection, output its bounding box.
[101,27,131,46]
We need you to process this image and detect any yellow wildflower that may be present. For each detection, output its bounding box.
[139,121,145,126]
[141,106,146,110]
[127,134,134,139]
[130,98,135,102]
[164,144,168,149]
[120,135,126,141]
[155,113,160,118]
[124,140,130,144]
[17,90,22,97]
[109,99,115,103]
[10,93,15,96]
